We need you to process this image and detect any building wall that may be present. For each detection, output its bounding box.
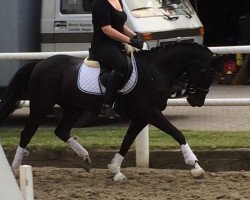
[195,0,250,46]
[0,0,41,87]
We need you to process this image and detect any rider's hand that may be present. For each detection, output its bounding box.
[130,35,144,49]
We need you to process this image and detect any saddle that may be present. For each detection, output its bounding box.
[77,45,138,95]
[87,45,134,88]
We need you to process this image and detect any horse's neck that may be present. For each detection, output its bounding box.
[145,44,212,81]
[148,49,186,80]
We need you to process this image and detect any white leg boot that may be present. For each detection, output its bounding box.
[181,143,198,166]
[181,143,205,177]
[11,146,29,175]
[108,153,124,174]
[66,137,91,171]
[108,153,127,181]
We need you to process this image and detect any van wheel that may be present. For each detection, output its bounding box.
[54,107,98,127]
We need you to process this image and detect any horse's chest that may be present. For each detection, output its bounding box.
[141,72,169,94]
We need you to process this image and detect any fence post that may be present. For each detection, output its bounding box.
[135,125,149,167]
[0,144,24,200]
[20,165,34,200]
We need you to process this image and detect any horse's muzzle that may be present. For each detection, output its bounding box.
[187,96,205,107]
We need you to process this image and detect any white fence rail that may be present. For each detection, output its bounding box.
[168,98,250,106]
[209,45,250,54]
[0,45,250,60]
[0,51,88,60]
[20,98,250,107]
[1,45,250,168]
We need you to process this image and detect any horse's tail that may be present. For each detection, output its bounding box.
[0,62,37,124]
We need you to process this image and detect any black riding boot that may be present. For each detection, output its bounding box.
[101,70,125,118]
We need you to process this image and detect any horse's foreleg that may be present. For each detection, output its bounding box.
[180,143,205,177]
[180,143,197,165]
[119,119,148,157]
[147,109,205,177]
[108,119,147,180]
[54,107,91,172]
[108,153,124,174]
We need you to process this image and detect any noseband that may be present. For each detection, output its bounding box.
[187,67,219,96]
[186,84,209,96]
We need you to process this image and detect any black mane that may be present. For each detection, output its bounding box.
[155,42,211,52]
[136,42,212,57]
[134,42,213,72]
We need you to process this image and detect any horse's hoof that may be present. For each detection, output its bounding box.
[113,172,127,181]
[83,156,91,172]
[191,162,205,178]
[191,167,205,178]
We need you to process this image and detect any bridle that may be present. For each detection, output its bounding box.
[186,84,209,96]
[186,66,219,96]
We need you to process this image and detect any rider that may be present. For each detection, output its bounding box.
[91,0,144,118]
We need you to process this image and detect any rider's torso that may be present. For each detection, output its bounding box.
[92,0,127,43]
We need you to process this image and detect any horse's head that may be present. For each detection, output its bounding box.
[144,42,223,106]
[186,53,223,107]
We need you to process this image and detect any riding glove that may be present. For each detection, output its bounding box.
[130,35,144,49]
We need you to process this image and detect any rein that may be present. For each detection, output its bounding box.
[207,67,220,76]
[199,65,220,76]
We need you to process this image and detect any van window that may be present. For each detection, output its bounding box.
[61,0,94,14]
[125,0,194,18]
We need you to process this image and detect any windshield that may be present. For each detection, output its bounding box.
[61,0,94,14]
[125,0,194,18]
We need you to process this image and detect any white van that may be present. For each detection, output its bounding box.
[41,0,204,52]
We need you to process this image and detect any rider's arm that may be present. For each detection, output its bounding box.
[102,25,131,43]
[123,25,137,39]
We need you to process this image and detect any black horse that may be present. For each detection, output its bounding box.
[0,42,222,178]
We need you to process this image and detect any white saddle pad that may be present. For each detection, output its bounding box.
[77,56,138,95]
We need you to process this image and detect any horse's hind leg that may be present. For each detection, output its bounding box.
[12,97,56,173]
[12,115,39,173]
[54,106,91,171]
